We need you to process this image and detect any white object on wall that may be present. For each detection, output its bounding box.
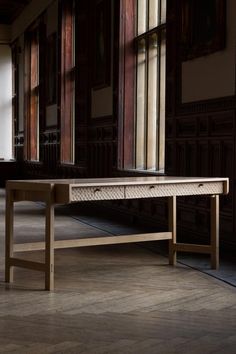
[0,45,12,159]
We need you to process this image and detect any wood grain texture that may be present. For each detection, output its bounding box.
[119,0,136,169]
[60,0,74,163]
[5,176,227,289]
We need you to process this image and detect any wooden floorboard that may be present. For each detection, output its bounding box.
[0,189,236,353]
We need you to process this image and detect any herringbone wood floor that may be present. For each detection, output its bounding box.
[0,189,235,354]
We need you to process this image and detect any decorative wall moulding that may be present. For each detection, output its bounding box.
[176,96,236,116]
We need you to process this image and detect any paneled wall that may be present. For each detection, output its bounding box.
[165,0,235,247]
[11,0,236,248]
[108,0,236,248]
[13,0,117,179]
[88,120,117,177]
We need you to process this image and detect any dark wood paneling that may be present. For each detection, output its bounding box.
[165,0,235,248]
[177,96,236,116]
[198,116,208,136]
[14,133,24,161]
[118,0,136,169]
[197,142,208,177]
[10,0,236,250]
[39,130,60,167]
[209,112,234,136]
[60,0,74,163]
[176,117,197,137]
[88,121,117,177]
[74,0,89,167]
[0,161,18,186]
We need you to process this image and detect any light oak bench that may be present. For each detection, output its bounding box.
[5,176,229,290]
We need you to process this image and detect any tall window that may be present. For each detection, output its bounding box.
[25,27,40,161]
[135,0,166,171]
[60,0,75,163]
[12,42,19,157]
[120,0,166,172]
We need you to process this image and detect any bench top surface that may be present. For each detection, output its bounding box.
[7,176,228,186]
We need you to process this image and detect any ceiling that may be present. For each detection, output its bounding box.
[0,0,31,24]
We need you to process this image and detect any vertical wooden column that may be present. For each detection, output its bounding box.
[5,188,14,283]
[118,0,136,169]
[45,188,55,290]
[210,195,219,269]
[168,196,177,265]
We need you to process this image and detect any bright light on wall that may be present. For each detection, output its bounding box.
[0,45,12,160]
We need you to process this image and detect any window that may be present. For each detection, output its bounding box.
[25,27,40,161]
[60,0,75,164]
[12,42,19,156]
[120,0,166,172]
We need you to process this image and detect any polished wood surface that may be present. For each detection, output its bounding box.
[6,176,230,185]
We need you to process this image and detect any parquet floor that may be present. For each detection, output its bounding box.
[0,189,235,354]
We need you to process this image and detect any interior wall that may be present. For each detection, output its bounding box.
[45,0,58,128]
[91,1,114,118]
[13,0,116,178]
[91,87,113,118]
[165,0,236,248]
[8,0,236,248]
[46,0,58,37]
[12,0,58,133]
[0,45,12,159]
[86,0,116,176]
[182,0,236,103]
[18,35,24,132]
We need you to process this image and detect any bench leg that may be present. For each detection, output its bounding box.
[211,195,219,269]
[45,200,55,291]
[168,196,177,265]
[5,190,14,283]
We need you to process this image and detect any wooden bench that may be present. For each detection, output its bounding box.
[5,176,229,290]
